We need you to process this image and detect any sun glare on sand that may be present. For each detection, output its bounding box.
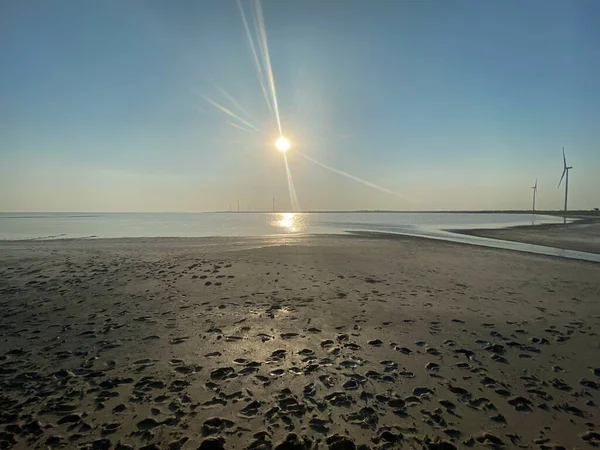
[275,136,290,152]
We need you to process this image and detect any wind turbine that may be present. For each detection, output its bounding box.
[531,178,537,214]
[557,147,573,215]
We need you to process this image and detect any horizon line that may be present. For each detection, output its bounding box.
[1,209,598,215]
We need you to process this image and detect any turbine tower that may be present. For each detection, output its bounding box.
[557,147,573,215]
[531,178,537,214]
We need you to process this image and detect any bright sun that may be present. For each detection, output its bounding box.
[275,136,290,152]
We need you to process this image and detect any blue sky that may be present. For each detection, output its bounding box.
[1,0,599,211]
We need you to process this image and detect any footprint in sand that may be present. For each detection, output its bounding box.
[112,403,126,413]
[340,360,357,369]
[343,379,360,390]
[413,387,434,396]
[202,398,228,409]
[288,367,303,375]
[581,431,600,446]
[280,333,298,339]
[320,340,334,348]
[136,418,160,430]
[169,380,189,391]
[508,396,533,411]
[210,367,236,381]
[380,360,397,370]
[324,392,353,407]
[238,400,262,418]
[142,335,160,341]
[266,350,287,363]
[426,362,440,371]
[202,417,235,436]
[133,359,153,365]
[581,379,600,389]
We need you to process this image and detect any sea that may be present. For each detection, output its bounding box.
[0,211,563,240]
[1,212,597,262]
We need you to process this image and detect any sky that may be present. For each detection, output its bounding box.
[1,0,599,212]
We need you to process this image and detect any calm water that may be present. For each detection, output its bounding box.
[1,212,597,263]
[0,212,564,240]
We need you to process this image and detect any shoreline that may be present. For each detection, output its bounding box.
[451,217,600,255]
[348,230,600,264]
[3,219,600,264]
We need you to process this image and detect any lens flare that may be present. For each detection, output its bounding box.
[283,153,300,212]
[296,151,413,203]
[197,93,261,132]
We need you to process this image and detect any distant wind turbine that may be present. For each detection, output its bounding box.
[557,147,573,215]
[531,178,537,214]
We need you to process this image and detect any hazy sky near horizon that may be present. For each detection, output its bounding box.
[1,0,599,212]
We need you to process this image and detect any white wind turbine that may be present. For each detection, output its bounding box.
[557,147,573,215]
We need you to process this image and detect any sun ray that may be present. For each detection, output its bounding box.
[253,0,283,137]
[236,0,274,115]
[213,83,257,123]
[197,92,261,132]
[296,151,413,203]
[283,152,300,212]
[226,120,257,133]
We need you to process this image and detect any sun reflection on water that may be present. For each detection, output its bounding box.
[274,213,304,233]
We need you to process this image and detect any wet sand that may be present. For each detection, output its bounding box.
[1,235,599,449]
[453,218,600,254]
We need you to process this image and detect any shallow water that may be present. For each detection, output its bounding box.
[0,211,564,240]
[2,212,597,263]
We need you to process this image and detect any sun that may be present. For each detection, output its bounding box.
[275,136,290,152]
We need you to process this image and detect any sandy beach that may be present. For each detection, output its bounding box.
[1,235,599,449]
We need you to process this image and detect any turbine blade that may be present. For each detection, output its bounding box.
[558,169,566,188]
[563,147,567,168]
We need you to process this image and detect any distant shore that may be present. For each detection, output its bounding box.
[452,217,600,254]
[213,210,600,217]
[3,209,599,218]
